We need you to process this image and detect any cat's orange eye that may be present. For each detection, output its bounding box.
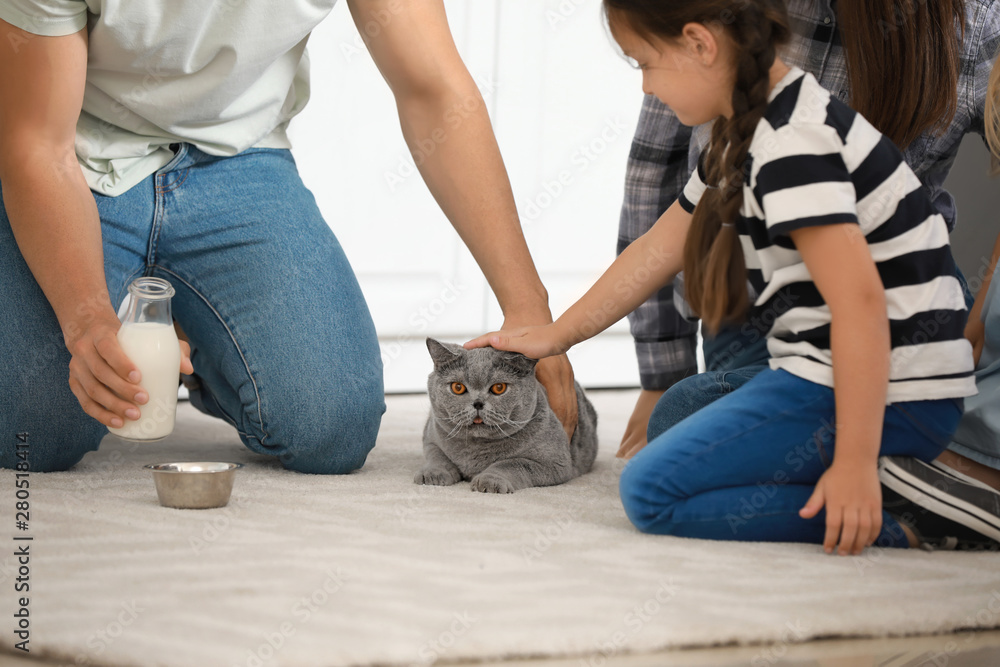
[490,383,507,395]
[451,382,467,395]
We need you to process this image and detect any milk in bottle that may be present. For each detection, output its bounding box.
[107,277,181,441]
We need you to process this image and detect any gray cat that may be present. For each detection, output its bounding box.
[416,338,598,493]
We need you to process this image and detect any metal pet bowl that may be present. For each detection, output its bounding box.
[144,462,243,509]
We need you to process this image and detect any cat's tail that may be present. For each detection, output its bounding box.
[569,382,599,476]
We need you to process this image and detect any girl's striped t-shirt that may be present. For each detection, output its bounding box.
[679,67,976,403]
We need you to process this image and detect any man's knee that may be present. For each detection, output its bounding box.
[647,372,730,441]
[259,380,386,475]
[0,411,104,473]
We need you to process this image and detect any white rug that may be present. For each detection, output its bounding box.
[3,390,999,667]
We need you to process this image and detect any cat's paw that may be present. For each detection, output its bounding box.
[414,467,460,486]
[470,472,517,494]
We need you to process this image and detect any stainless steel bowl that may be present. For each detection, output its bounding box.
[144,462,243,509]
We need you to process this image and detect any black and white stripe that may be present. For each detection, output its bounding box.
[680,68,976,403]
[879,456,1000,547]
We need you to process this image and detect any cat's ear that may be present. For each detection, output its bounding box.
[426,338,463,368]
[496,350,538,377]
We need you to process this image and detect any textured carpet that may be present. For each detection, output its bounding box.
[2,390,999,667]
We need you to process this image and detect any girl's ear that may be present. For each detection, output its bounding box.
[681,22,721,66]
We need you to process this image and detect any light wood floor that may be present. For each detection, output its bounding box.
[3,630,999,666]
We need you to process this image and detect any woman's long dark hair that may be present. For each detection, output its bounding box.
[604,0,791,333]
[838,0,965,150]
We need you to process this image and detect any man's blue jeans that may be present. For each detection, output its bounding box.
[647,321,770,440]
[0,145,385,473]
[621,368,964,546]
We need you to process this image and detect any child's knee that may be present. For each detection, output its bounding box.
[619,455,683,534]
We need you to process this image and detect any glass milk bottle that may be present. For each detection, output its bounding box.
[107,277,181,441]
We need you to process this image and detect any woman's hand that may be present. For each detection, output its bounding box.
[464,323,567,360]
[617,389,666,459]
[799,458,882,555]
[66,311,193,429]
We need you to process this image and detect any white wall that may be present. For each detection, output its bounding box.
[288,0,645,392]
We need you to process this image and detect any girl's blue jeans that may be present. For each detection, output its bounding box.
[0,145,385,474]
[621,368,963,547]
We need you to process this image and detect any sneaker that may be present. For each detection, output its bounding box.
[930,459,998,492]
[881,486,990,551]
[878,456,1000,550]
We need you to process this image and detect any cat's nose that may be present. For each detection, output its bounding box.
[473,400,484,410]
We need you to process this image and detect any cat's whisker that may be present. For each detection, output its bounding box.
[444,419,467,440]
[489,421,511,438]
[491,413,532,430]
[486,412,531,438]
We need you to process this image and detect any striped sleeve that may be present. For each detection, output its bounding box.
[755,123,859,240]
[678,154,708,214]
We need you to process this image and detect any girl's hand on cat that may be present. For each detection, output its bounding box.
[464,324,567,359]
[799,459,882,556]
